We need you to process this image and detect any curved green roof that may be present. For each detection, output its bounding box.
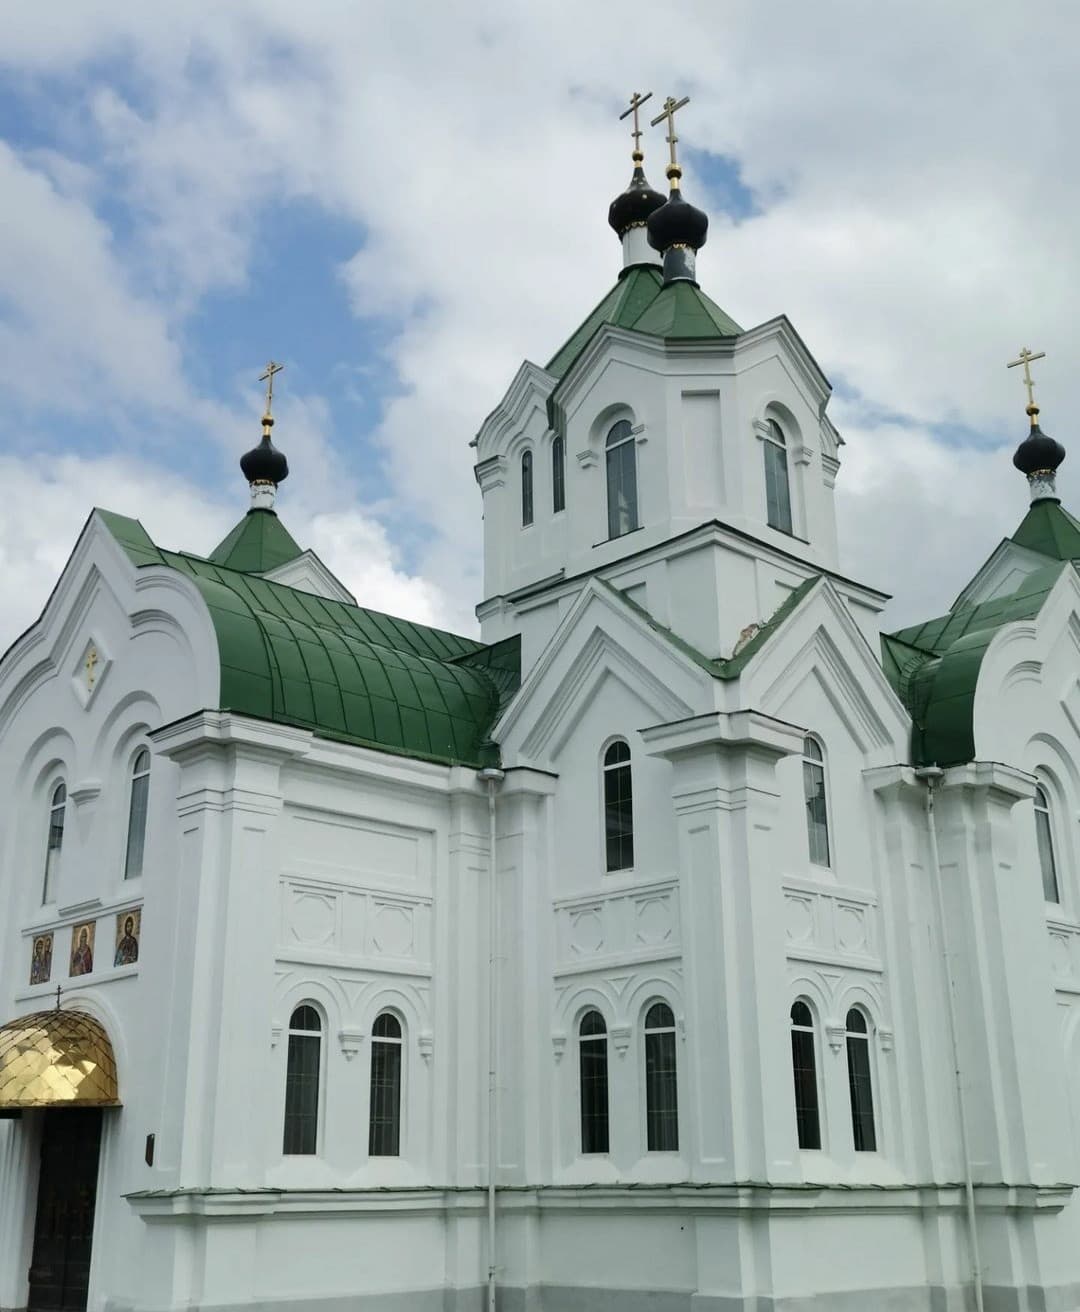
[99,510,513,768]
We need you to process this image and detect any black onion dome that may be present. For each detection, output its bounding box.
[608,158,666,237]
[1013,413,1065,477]
[647,184,709,254]
[241,426,289,485]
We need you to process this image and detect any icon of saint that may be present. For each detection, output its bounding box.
[30,935,52,985]
[114,916,139,967]
[70,927,93,977]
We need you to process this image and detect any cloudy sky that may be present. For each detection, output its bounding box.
[2,1,1077,650]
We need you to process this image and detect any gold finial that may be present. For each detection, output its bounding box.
[1007,346,1046,427]
[650,94,691,187]
[259,360,284,432]
[619,91,653,162]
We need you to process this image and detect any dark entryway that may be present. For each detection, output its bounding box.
[28,1108,102,1312]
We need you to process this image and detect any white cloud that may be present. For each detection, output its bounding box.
[2,0,1080,651]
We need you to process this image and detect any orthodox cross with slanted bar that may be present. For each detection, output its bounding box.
[1007,346,1046,412]
[650,94,690,174]
[259,360,284,418]
[619,91,653,155]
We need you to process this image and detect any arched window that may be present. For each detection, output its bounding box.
[790,1001,821,1149]
[1034,783,1060,904]
[579,1010,609,1154]
[124,748,151,881]
[369,1011,403,1157]
[844,1008,876,1152]
[521,450,534,526]
[42,782,66,904]
[802,736,830,868]
[763,419,793,534]
[552,435,566,514]
[605,419,639,538]
[603,741,634,872]
[283,1004,322,1155]
[644,1002,679,1151]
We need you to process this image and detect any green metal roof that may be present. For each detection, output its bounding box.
[209,509,304,573]
[885,545,1069,766]
[1010,499,1080,560]
[545,266,744,383]
[98,510,515,768]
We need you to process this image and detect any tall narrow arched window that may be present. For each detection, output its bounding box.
[603,741,634,872]
[42,782,66,904]
[552,435,566,514]
[124,748,151,880]
[579,1010,609,1154]
[521,450,534,526]
[790,1001,821,1150]
[802,736,831,868]
[1034,783,1060,904]
[763,419,793,534]
[644,1002,679,1151]
[845,1008,877,1152]
[283,1004,322,1155]
[369,1012,403,1157]
[606,419,639,538]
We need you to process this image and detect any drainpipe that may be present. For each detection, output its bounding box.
[914,765,984,1312]
[478,766,505,1312]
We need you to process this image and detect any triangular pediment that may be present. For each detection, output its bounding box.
[951,537,1054,612]
[262,550,356,603]
[493,578,713,768]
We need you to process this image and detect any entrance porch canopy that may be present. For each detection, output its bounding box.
[0,1009,121,1109]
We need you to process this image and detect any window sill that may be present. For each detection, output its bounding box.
[592,525,644,549]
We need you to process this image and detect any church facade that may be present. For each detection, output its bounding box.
[2,104,1080,1311]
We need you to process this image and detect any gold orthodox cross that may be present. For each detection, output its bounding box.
[619,91,653,154]
[259,360,284,417]
[84,646,99,690]
[1007,346,1046,411]
[651,94,691,173]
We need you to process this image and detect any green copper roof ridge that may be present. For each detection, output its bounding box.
[1010,498,1080,561]
[208,508,304,574]
[545,266,664,380]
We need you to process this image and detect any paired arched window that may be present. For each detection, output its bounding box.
[42,782,66,904]
[124,748,151,880]
[603,741,634,872]
[521,450,534,526]
[552,435,566,514]
[579,1010,609,1154]
[802,736,830,868]
[605,419,639,538]
[790,1001,821,1149]
[845,1008,877,1152]
[1034,783,1060,904]
[283,1004,322,1155]
[763,419,793,534]
[369,1012,403,1157]
[644,1002,679,1151]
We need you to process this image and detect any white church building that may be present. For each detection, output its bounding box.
[3,99,1080,1311]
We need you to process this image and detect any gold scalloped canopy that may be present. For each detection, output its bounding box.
[0,1010,120,1108]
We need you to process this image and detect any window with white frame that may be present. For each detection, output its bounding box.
[124,748,151,880]
[790,1000,821,1149]
[579,1010,609,1154]
[1034,783,1060,904]
[802,735,831,868]
[605,419,639,538]
[42,782,66,905]
[844,1008,876,1152]
[283,1004,322,1155]
[603,740,634,872]
[521,450,534,526]
[552,435,566,514]
[644,1001,679,1151]
[763,418,793,534]
[369,1011,403,1157]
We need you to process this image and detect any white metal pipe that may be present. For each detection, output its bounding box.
[478,767,504,1312]
[916,766,984,1312]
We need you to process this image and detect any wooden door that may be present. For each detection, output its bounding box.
[28,1109,102,1311]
